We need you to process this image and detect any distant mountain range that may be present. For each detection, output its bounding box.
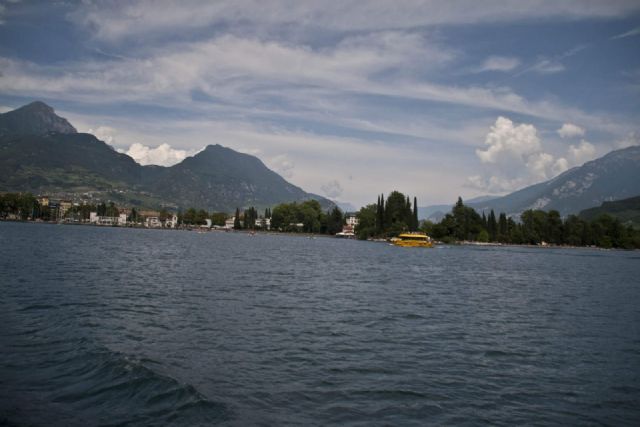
[419,147,640,219]
[0,102,331,212]
[469,146,640,217]
[418,195,497,221]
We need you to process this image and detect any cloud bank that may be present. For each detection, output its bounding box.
[119,143,189,166]
[468,117,597,193]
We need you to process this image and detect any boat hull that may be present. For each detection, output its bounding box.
[393,240,433,248]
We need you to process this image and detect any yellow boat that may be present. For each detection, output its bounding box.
[393,232,434,248]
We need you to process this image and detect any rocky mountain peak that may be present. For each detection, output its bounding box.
[0,101,77,136]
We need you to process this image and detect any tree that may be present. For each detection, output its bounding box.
[546,210,563,244]
[413,197,418,231]
[234,207,242,230]
[183,208,197,225]
[244,207,258,229]
[384,191,411,233]
[326,206,344,235]
[106,202,118,217]
[488,210,497,241]
[377,194,385,233]
[498,213,508,242]
[355,204,377,239]
[97,202,107,216]
[210,212,227,226]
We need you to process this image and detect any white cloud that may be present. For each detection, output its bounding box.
[611,26,640,40]
[476,116,542,165]
[615,131,640,148]
[268,154,295,179]
[471,116,573,192]
[320,180,344,199]
[87,126,118,145]
[120,142,189,166]
[70,1,640,42]
[0,33,625,135]
[531,59,565,74]
[557,123,585,138]
[469,118,603,193]
[475,55,520,72]
[568,140,596,165]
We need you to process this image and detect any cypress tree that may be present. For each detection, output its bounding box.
[234,207,241,230]
[405,196,412,229]
[488,209,497,241]
[380,193,385,229]
[498,212,508,241]
[376,195,382,233]
[413,197,418,231]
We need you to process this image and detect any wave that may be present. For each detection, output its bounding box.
[31,347,230,426]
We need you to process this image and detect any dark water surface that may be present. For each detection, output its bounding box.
[1,222,639,426]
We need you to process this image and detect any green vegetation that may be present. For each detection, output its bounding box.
[579,196,640,229]
[423,197,640,249]
[353,193,640,249]
[0,192,40,220]
[355,190,420,239]
[269,200,345,234]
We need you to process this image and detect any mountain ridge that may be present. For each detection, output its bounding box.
[0,102,331,212]
[469,146,640,216]
[0,101,77,136]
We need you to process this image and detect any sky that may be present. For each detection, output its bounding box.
[0,1,639,208]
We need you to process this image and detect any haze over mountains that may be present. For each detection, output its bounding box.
[421,148,640,220]
[0,102,331,212]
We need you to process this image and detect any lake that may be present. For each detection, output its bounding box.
[1,222,639,426]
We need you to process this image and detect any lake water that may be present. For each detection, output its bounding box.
[1,222,639,426]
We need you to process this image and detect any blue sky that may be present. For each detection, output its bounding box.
[0,1,639,208]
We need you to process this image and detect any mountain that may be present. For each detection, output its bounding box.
[335,201,358,213]
[419,195,498,221]
[143,144,329,211]
[0,101,77,136]
[470,146,640,216]
[0,132,142,192]
[579,196,640,228]
[0,102,331,212]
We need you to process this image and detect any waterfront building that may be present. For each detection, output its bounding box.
[165,214,179,228]
[90,212,128,226]
[145,217,162,228]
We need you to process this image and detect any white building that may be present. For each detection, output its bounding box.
[89,212,127,226]
[346,214,359,227]
[254,218,271,230]
[145,217,162,228]
[165,214,179,228]
[224,217,235,229]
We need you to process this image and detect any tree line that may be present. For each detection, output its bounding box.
[270,200,345,234]
[423,197,640,249]
[0,193,348,234]
[353,193,640,249]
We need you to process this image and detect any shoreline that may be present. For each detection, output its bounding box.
[1,219,634,250]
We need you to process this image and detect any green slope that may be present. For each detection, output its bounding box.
[579,196,640,228]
